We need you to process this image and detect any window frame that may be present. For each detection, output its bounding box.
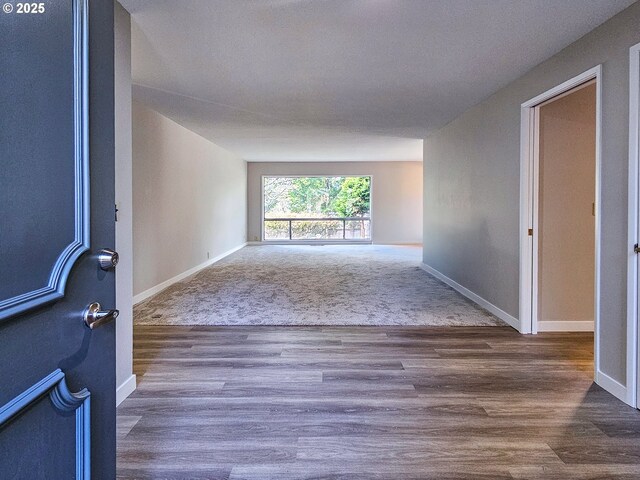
[261,174,374,244]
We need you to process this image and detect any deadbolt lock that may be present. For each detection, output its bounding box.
[97,248,119,271]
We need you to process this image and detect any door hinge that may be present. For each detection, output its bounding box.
[115,204,119,222]
[635,244,640,254]
[528,228,533,236]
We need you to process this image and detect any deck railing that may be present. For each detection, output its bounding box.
[264,217,371,241]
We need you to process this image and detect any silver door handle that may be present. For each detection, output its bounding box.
[83,302,119,329]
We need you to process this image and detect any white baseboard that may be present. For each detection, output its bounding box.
[116,374,137,406]
[248,241,420,246]
[257,240,372,246]
[420,263,520,331]
[537,320,594,332]
[596,369,629,404]
[133,243,247,305]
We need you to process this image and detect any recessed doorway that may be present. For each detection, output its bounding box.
[520,67,601,337]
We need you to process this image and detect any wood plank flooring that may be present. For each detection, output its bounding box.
[117,326,640,479]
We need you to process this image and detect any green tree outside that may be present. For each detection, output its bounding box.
[333,177,370,217]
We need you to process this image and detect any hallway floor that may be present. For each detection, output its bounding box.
[133,245,504,326]
[117,325,640,479]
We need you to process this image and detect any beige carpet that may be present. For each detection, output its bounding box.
[134,245,505,326]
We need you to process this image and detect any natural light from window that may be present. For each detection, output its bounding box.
[263,176,371,241]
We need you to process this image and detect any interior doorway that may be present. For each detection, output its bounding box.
[519,67,601,340]
[535,80,597,332]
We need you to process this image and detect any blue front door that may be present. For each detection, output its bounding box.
[0,0,117,477]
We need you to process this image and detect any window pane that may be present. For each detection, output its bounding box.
[264,220,290,240]
[263,176,371,241]
[291,220,343,240]
[345,219,371,239]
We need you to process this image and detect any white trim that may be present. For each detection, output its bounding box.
[531,104,541,335]
[420,263,519,331]
[133,243,247,305]
[248,241,419,247]
[261,175,265,241]
[519,106,534,334]
[519,67,602,367]
[628,42,640,409]
[594,69,603,390]
[116,374,136,406]
[537,320,594,332]
[596,370,629,404]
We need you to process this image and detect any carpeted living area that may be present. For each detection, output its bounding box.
[133,245,504,326]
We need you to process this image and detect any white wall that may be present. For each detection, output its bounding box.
[114,1,135,405]
[247,161,423,245]
[132,102,247,297]
[538,83,596,327]
[422,3,639,396]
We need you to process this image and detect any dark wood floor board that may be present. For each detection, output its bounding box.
[434,344,595,358]
[190,325,326,333]
[382,326,519,339]
[402,357,594,368]
[229,463,515,480]
[122,417,606,441]
[134,358,406,371]
[295,435,563,464]
[118,439,297,460]
[117,468,230,480]
[129,381,227,398]
[134,338,286,349]
[216,384,420,399]
[117,415,142,440]
[140,367,324,383]
[323,368,592,386]
[245,331,388,341]
[280,349,441,360]
[591,417,640,438]
[340,339,494,350]
[134,345,285,359]
[118,325,640,478]
[510,465,640,479]
[118,398,487,422]
[547,437,640,464]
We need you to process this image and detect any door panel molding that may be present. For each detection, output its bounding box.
[0,369,91,479]
[0,0,89,322]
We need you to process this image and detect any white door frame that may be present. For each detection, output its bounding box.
[628,43,640,409]
[518,66,602,360]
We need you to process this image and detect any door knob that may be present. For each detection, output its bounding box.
[83,302,119,329]
[97,248,119,271]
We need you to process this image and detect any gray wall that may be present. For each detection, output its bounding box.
[247,161,423,244]
[114,1,134,400]
[423,3,640,385]
[132,102,247,296]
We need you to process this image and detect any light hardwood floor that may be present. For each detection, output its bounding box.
[117,326,640,479]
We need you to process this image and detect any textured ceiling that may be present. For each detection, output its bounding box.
[121,0,634,162]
